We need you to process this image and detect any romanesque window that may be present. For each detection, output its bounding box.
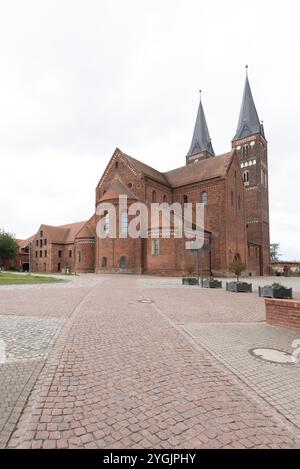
[58,250,62,258]
[69,250,72,258]
[78,252,81,263]
[35,251,38,258]
[44,250,47,258]
[40,239,43,248]
[121,212,128,235]
[120,256,127,268]
[40,230,43,237]
[242,145,249,158]
[152,190,157,203]
[243,171,249,183]
[183,194,188,205]
[36,240,38,247]
[40,251,42,258]
[163,195,167,203]
[57,263,61,272]
[152,239,160,256]
[101,257,107,268]
[103,211,109,236]
[202,192,207,207]
[115,161,118,169]
[44,239,47,245]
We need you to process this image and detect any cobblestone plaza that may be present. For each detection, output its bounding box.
[0,275,300,449]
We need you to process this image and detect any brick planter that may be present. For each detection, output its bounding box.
[265,299,300,330]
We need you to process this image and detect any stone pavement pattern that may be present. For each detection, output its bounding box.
[184,323,300,429]
[2,275,299,449]
[0,316,62,449]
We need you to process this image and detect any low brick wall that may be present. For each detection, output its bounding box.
[266,299,300,330]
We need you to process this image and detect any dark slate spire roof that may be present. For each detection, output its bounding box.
[186,93,215,157]
[233,71,263,141]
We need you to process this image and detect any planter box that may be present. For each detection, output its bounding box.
[226,281,252,293]
[182,277,199,286]
[203,279,222,289]
[259,286,293,299]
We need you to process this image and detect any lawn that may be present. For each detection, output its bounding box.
[0,272,64,285]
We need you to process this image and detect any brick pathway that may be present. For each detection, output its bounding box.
[3,276,300,449]
[184,323,300,429]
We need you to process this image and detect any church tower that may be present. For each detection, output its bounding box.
[186,92,215,165]
[232,67,270,275]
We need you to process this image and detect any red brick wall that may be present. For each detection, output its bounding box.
[233,134,270,275]
[266,299,300,330]
[225,153,247,270]
[74,239,95,273]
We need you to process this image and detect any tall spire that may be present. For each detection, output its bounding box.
[233,67,264,141]
[186,91,215,158]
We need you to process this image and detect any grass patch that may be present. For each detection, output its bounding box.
[0,272,64,285]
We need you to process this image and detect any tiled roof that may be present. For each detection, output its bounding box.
[119,149,231,188]
[164,152,233,188]
[122,153,169,185]
[75,215,96,239]
[40,221,87,244]
[99,179,138,202]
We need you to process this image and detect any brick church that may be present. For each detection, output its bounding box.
[21,72,270,277]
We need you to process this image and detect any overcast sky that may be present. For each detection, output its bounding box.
[0,0,299,260]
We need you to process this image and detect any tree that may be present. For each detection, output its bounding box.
[270,243,281,263]
[0,230,19,267]
[229,254,247,283]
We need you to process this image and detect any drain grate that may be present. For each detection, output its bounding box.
[250,347,295,365]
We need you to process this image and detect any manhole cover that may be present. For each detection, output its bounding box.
[250,348,295,365]
[138,299,153,304]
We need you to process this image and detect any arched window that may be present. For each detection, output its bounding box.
[183,194,188,205]
[152,239,160,256]
[152,190,157,203]
[121,212,128,235]
[120,256,127,269]
[238,195,241,210]
[101,257,107,268]
[243,171,249,183]
[242,145,249,158]
[115,161,118,169]
[163,194,167,203]
[202,191,207,207]
[103,211,109,236]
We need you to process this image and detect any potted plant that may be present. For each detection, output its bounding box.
[226,255,252,293]
[182,263,199,285]
[202,276,222,289]
[258,282,293,299]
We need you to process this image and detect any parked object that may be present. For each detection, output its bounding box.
[203,278,222,289]
[182,277,199,286]
[182,263,199,286]
[226,281,252,293]
[259,283,293,299]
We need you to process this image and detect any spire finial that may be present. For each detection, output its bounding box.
[245,64,248,77]
[199,89,202,101]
